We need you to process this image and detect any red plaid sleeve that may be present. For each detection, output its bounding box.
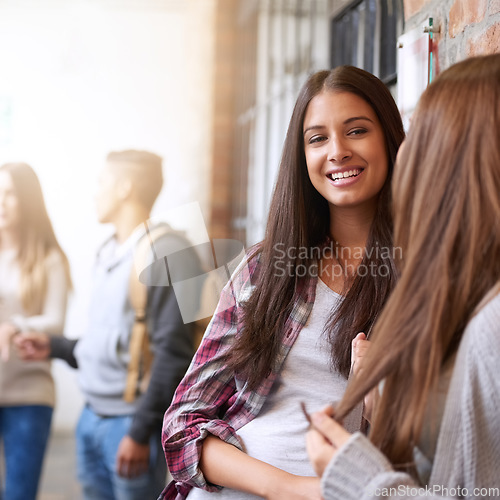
[159,251,318,500]
[161,256,258,498]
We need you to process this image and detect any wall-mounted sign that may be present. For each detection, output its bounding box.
[397,18,438,131]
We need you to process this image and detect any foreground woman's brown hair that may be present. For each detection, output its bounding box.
[334,53,500,470]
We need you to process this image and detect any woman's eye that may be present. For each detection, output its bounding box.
[308,135,326,144]
[348,128,368,136]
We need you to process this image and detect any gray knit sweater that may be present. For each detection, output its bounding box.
[322,292,500,500]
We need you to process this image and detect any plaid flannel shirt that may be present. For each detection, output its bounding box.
[160,254,318,499]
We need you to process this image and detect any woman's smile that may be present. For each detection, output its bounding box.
[303,90,388,211]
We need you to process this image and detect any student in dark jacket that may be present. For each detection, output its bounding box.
[18,150,203,500]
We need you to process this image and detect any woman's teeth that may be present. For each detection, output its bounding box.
[329,169,362,181]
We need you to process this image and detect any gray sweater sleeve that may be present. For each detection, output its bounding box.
[321,433,430,500]
[320,294,500,500]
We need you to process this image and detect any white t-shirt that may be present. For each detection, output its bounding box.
[188,279,346,499]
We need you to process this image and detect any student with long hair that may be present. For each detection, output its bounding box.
[0,162,72,500]
[161,66,405,499]
[306,54,500,499]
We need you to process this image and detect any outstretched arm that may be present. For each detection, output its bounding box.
[15,332,78,368]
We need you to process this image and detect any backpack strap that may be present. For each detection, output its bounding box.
[123,224,170,403]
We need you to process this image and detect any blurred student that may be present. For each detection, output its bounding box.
[306,54,500,499]
[0,162,71,500]
[18,150,202,500]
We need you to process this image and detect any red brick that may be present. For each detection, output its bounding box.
[208,0,238,239]
[467,22,500,55]
[449,0,488,38]
[403,0,432,20]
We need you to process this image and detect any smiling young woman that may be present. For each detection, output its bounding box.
[160,66,404,500]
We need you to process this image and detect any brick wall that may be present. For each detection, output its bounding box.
[208,0,238,240]
[208,0,499,242]
[403,0,500,70]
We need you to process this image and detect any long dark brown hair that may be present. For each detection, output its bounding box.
[0,162,72,314]
[334,54,500,470]
[227,66,405,388]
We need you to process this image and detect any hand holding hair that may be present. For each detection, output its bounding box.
[306,405,351,478]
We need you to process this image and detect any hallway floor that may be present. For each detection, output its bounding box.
[38,432,170,500]
[39,432,82,500]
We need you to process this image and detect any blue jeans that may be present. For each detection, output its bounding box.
[0,405,53,500]
[76,406,166,500]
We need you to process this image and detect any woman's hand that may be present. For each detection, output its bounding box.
[306,406,351,478]
[0,322,20,361]
[351,332,370,377]
[352,332,376,420]
[14,330,51,361]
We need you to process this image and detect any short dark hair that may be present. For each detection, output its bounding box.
[106,150,163,211]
